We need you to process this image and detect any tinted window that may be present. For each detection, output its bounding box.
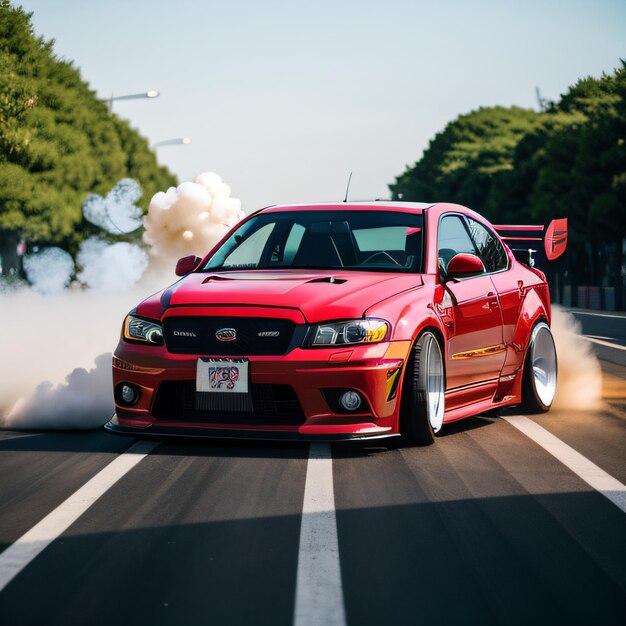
[466,218,508,272]
[204,210,424,273]
[437,215,476,271]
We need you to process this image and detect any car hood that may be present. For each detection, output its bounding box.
[145,270,423,323]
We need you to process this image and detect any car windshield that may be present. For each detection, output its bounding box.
[202,210,424,273]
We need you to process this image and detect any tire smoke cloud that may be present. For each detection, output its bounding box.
[550,306,602,411]
[77,238,149,293]
[144,172,244,267]
[0,288,144,429]
[82,178,144,235]
[1,172,243,430]
[23,247,74,296]
[7,353,115,430]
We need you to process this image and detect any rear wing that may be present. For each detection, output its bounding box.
[493,218,567,266]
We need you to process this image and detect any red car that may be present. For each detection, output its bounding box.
[106,202,566,444]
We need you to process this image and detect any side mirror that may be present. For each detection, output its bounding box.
[446,253,485,280]
[175,255,202,276]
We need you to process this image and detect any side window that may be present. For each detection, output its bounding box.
[222,223,275,268]
[283,223,306,264]
[437,215,476,270]
[466,218,508,273]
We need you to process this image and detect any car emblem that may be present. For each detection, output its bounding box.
[258,331,280,338]
[216,328,236,342]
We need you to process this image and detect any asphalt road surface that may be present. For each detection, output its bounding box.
[1,325,625,625]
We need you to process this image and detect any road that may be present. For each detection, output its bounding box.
[0,312,625,626]
[569,308,626,367]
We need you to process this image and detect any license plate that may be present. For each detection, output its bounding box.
[196,358,249,394]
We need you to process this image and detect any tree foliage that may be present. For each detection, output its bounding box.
[390,62,626,294]
[390,106,543,210]
[0,3,177,251]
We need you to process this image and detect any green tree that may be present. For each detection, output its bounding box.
[389,106,542,212]
[530,63,626,295]
[390,62,626,308]
[0,2,177,273]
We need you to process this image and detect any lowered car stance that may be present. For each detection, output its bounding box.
[106,202,566,444]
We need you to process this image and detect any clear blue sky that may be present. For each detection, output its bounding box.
[17,0,626,211]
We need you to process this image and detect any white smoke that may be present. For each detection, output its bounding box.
[5,353,114,430]
[23,247,74,296]
[77,237,149,293]
[1,171,243,430]
[0,287,141,427]
[22,179,147,296]
[551,306,602,410]
[144,172,244,265]
[82,178,143,234]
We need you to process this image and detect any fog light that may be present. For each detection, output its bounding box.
[121,385,136,403]
[117,383,139,406]
[339,390,362,411]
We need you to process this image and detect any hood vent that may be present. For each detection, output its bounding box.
[306,276,346,284]
[202,275,233,284]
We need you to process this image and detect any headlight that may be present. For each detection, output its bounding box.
[123,315,164,345]
[304,319,389,347]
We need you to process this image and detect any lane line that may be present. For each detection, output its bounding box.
[503,415,626,514]
[0,440,157,593]
[583,336,626,351]
[294,443,346,626]
[570,310,626,320]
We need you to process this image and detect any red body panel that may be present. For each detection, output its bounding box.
[109,201,554,441]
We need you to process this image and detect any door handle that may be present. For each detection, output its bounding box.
[486,292,499,307]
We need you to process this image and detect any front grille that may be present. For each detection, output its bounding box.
[163,316,297,356]
[152,381,305,426]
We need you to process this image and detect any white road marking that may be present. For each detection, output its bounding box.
[503,415,626,514]
[0,440,157,593]
[583,336,626,351]
[294,443,346,626]
[570,310,626,320]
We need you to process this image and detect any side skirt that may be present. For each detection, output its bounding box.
[443,372,522,423]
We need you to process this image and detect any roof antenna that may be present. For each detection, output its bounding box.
[343,171,353,203]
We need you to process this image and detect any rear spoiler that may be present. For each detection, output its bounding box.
[493,218,567,265]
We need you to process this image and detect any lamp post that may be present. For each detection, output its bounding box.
[152,137,192,149]
[103,90,159,113]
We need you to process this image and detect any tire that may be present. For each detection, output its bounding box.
[401,331,445,446]
[522,321,558,412]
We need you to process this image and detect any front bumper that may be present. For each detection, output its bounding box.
[111,339,411,439]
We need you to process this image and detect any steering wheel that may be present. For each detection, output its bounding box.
[361,251,403,266]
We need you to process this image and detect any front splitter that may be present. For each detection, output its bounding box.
[104,420,400,443]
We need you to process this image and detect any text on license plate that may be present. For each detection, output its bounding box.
[196,358,249,394]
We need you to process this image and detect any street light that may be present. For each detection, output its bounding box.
[152,137,192,149]
[103,90,160,112]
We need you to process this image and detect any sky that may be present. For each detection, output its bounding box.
[16,0,626,212]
